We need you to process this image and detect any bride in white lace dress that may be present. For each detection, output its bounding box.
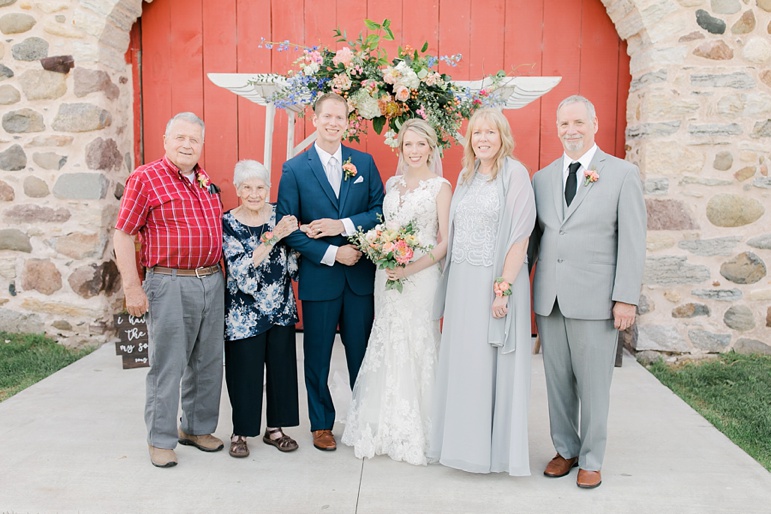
[342,119,451,465]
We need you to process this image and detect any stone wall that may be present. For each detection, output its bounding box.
[0,0,142,346]
[0,0,769,354]
[605,0,771,355]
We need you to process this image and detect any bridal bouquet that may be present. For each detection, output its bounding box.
[349,219,432,293]
[258,19,502,148]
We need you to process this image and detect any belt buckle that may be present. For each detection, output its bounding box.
[195,267,202,278]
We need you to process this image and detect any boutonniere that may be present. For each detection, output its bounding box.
[342,157,357,181]
[584,169,599,186]
[196,173,209,190]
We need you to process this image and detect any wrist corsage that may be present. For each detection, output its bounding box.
[260,231,280,246]
[493,277,512,297]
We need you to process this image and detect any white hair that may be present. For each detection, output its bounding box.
[233,159,270,189]
[165,112,205,140]
[557,95,597,121]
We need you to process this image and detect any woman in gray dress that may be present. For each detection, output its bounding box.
[429,108,536,476]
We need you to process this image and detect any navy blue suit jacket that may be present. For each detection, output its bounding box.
[276,145,384,302]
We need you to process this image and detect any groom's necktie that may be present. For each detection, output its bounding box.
[327,156,341,197]
[565,161,580,206]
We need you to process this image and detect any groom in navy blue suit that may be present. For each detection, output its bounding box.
[277,93,384,451]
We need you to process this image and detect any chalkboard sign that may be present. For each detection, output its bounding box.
[114,314,149,369]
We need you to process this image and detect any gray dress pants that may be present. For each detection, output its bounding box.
[143,269,224,449]
[537,302,618,471]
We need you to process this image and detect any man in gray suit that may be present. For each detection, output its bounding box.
[530,95,646,489]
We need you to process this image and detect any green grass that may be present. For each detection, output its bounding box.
[646,352,771,471]
[0,331,95,402]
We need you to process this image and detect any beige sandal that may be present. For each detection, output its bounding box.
[263,428,298,452]
[229,435,249,458]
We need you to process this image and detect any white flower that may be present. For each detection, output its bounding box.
[384,130,398,148]
[302,62,320,75]
[350,89,381,120]
[364,230,379,244]
[395,61,419,89]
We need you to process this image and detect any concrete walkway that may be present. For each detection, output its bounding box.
[0,337,769,513]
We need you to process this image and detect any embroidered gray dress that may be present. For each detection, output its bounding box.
[429,159,536,476]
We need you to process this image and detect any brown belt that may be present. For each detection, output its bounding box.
[149,265,220,278]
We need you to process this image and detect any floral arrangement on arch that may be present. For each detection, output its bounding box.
[257,19,502,148]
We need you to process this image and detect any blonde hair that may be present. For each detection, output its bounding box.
[460,108,515,183]
[313,92,349,115]
[396,119,439,173]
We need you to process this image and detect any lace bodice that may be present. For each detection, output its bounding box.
[451,173,500,267]
[382,175,449,255]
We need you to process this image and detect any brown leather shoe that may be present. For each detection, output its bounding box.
[178,428,224,452]
[148,445,177,468]
[543,454,578,477]
[312,429,336,451]
[577,469,602,489]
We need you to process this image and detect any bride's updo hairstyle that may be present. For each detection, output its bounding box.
[460,108,515,184]
[395,118,442,176]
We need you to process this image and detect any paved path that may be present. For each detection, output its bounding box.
[0,337,769,513]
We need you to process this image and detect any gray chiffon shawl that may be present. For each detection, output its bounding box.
[433,156,536,353]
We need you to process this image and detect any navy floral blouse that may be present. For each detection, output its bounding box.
[222,205,299,342]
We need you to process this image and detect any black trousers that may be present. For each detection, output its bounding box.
[225,324,299,437]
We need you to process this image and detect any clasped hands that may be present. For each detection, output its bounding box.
[299,218,362,266]
[301,218,345,239]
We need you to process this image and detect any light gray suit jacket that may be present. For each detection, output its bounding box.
[530,149,646,320]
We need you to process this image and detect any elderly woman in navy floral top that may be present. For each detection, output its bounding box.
[223,159,300,458]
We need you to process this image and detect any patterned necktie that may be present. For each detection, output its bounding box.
[565,161,581,206]
[327,156,341,197]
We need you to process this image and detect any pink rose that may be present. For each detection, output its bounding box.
[332,46,353,67]
[393,240,414,264]
[395,85,410,102]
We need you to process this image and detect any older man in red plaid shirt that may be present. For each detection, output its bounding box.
[114,112,225,468]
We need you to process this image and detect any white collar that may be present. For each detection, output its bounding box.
[314,143,342,167]
[562,144,599,175]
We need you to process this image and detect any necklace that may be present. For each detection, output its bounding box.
[236,206,270,241]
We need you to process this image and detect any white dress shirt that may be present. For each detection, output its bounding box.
[562,143,599,193]
[314,143,356,266]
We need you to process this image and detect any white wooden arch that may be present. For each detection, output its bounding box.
[207,74,561,173]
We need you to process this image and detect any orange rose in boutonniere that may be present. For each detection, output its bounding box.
[583,169,599,186]
[342,157,357,181]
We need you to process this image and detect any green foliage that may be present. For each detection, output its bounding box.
[0,331,94,402]
[262,18,500,149]
[647,352,771,471]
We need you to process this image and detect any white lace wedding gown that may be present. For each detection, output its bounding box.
[342,175,448,466]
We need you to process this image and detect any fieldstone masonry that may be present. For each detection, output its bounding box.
[0,0,768,354]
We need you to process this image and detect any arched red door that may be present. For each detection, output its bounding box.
[131,0,629,209]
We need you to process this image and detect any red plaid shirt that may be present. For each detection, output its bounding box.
[115,156,223,269]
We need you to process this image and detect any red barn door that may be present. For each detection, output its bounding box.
[132,0,629,205]
[131,1,629,334]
